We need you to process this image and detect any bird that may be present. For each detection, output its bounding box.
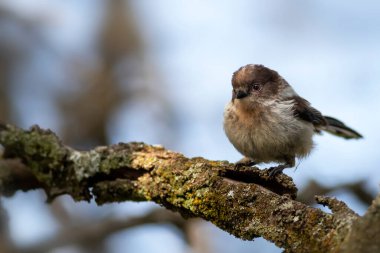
[223,64,362,176]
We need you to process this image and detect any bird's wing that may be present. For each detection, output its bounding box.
[291,96,362,139]
[291,96,326,127]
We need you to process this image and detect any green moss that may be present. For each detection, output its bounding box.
[0,125,67,182]
[98,151,133,174]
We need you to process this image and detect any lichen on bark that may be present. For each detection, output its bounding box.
[0,123,378,253]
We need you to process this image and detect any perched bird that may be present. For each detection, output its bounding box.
[223,64,362,176]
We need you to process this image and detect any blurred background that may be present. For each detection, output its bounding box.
[0,0,379,252]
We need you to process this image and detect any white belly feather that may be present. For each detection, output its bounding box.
[223,100,314,163]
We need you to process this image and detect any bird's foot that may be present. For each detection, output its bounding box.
[235,157,256,168]
[268,165,287,178]
[268,156,295,178]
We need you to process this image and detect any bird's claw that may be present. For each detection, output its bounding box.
[268,165,286,178]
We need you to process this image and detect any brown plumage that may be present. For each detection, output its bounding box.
[223,64,362,176]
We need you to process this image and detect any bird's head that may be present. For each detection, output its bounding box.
[231,64,288,106]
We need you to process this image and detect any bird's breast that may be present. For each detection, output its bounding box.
[223,100,314,163]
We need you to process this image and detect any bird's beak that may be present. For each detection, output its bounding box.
[234,89,248,99]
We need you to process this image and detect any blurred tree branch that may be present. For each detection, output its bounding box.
[59,0,173,148]
[298,179,374,206]
[58,0,139,147]
[0,199,13,253]
[0,124,379,253]
[15,208,187,253]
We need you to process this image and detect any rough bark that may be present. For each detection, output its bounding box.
[0,124,378,253]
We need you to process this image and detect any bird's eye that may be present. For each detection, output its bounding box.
[251,83,261,91]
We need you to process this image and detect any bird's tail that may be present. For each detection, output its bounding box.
[319,116,363,139]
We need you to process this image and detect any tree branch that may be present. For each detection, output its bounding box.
[0,124,376,252]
